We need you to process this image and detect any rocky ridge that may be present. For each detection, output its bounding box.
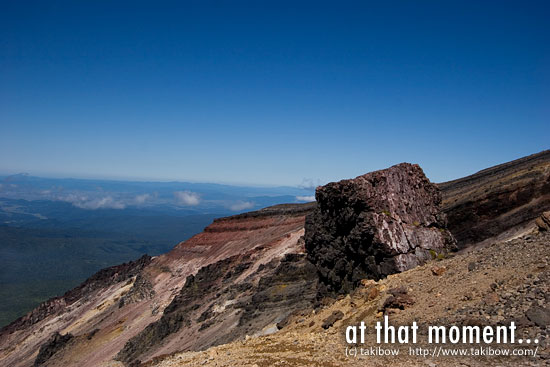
[439,150,550,247]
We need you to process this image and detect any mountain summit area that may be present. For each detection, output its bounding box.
[1,150,549,367]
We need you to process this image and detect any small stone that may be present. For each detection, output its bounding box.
[431,266,446,276]
[526,306,550,328]
[483,291,499,305]
[536,212,550,231]
[322,311,344,329]
[365,286,380,300]
[360,279,377,288]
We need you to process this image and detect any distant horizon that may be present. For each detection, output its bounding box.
[0,170,307,189]
[1,148,548,187]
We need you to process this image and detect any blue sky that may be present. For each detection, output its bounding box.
[1,1,548,186]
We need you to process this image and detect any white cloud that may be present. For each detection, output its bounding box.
[299,178,322,190]
[59,194,126,210]
[174,191,201,206]
[296,195,315,202]
[134,193,151,204]
[229,201,254,211]
[82,196,126,210]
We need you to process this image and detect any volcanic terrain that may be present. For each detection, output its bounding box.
[1,150,549,367]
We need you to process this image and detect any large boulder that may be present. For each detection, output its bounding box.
[305,163,456,295]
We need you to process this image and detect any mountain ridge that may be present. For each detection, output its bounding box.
[1,150,549,367]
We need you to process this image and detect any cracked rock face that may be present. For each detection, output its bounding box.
[34,332,73,367]
[116,252,318,365]
[305,163,456,295]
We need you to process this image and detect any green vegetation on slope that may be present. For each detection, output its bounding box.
[0,216,215,327]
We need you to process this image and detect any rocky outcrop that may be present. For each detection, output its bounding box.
[116,255,253,364]
[439,150,550,247]
[305,163,456,295]
[118,274,155,308]
[237,253,318,334]
[116,251,318,365]
[34,332,73,367]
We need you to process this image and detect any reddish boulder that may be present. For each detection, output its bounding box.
[305,163,456,295]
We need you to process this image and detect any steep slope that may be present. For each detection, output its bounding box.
[2,152,550,367]
[439,150,550,247]
[0,203,315,367]
[152,230,550,367]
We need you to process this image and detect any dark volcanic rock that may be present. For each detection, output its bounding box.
[116,252,318,365]
[119,274,155,308]
[305,163,456,295]
[322,311,344,329]
[34,332,73,366]
[526,306,550,328]
[115,256,247,364]
[238,253,318,333]
[380,286,415,312]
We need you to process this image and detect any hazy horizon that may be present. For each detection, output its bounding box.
[2,148,549,187]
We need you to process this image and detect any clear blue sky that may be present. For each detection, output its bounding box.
[1,1,548,186]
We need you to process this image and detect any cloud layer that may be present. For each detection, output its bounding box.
[228,201,254,211]
[134,193,152,204]
[296,195,315,202]
[174,191,201,206]
[59,194,127,210]
[299,178,323,191]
